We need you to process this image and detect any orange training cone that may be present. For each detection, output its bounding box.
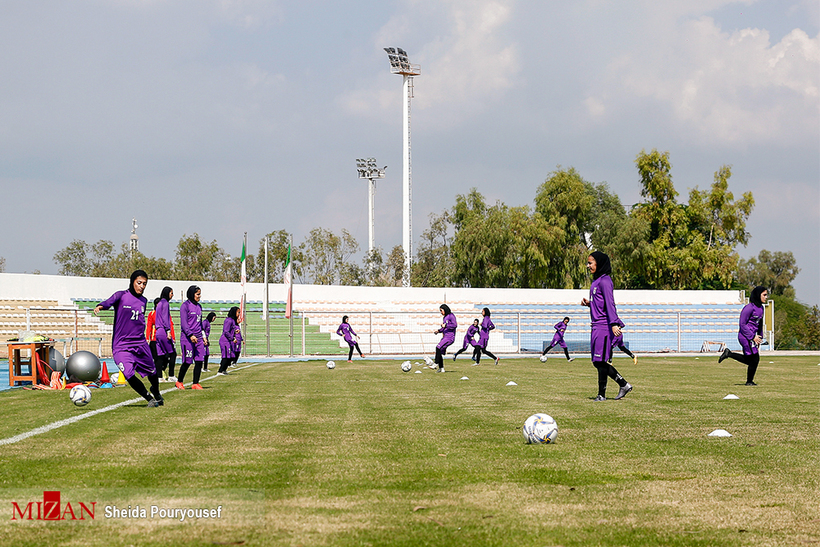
[100,362,111,384]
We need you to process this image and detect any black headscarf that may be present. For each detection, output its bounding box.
[186,285,200,302]
[128,270,148,297]
[342,315,349,324]
[206,312,217,322]
[440,304,452,316]
[227,306,239,322]
[482,307,491,317]
[750,286,767,306]
[160,286,173,301]
[589,251,612,280]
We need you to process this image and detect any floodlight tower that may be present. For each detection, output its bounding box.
[356,158,386,254]
[384,47,421,287]
[129,218,139,258]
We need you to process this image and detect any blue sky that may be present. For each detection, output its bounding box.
[1,0,817,305]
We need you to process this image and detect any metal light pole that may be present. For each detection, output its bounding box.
[384,47,420,287]
[356,158,386,254]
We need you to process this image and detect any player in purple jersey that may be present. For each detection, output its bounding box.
[609,318,637,365]
[177,285,205,390]
[474,308,500,366]
[581,252,633,401]
[337,315,364,362]
[154,286,175,381]
[231,321,243,367]
[719,286,767,386]
[452,318,480,361]
[430,304,457,372]
[217,307,240,375]
[202,312,216,372]
[540,317,575,362]
[94,270,163,407]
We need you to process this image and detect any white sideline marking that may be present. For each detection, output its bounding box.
[0,362,262,446]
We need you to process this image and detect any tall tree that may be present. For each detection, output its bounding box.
[413,211,455,287]
[737,250,800,298]
[301,228,359,285]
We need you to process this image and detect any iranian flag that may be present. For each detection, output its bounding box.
[284,244,293,319]
[239,239,247,322]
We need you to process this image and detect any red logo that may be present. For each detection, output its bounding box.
[11,491,96,521]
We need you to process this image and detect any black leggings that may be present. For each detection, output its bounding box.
[725,351,760,383]
[616,345,634,359]
[218,357,232,374]
[435,347,445,369]
[543,345,571,360]
[177,361,203,385]
[127,373,161,402]
[593,361,627,398]
[474,346,496,364]
[348,343,363,360]
[452,345,471,358]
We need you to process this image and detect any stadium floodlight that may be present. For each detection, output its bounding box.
[383,47,421,287]
[129,218,139,257]
[356,158,386,254]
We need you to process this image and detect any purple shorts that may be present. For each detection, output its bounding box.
[114,344,156,380]
[551,333,568,349]
[155,327,175,356]
[180,335,206,364]
[611,333,624,348]
[738,334,759,356]
[590,327,613,363]
[437,333,455,352]
[220,336,234,359]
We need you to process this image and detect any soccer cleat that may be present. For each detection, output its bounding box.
[495,358,500,366]
[191,384,203,390]
[452,354,457,361]
[745,381,757,386]
[632,355,638,365]
[568,357,575,362]
[347,360,353,363]
[438,368,445,373]
[175,381,185,390]
[593,395,606,402]
[718,348,731,363]
[147,398,161,408]
[540,354,548,363]
[428,364,437,370]
[168,376,177,383]
[614,383,633,400]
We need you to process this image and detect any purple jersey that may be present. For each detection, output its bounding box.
[436,313,457,350]
[588,275,620,329]
[180,300,203,341]
[738,302,764,355]
[461,324,479,349]
[97,290,149,351]
[155,299,171,332]
[336,323,357,346]
[478,316,495,347]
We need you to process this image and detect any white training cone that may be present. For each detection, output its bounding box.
[460,376,469,380]
[414,370,422,374]
[506,381,518,386]
[723,394,740,399]
[708,429,732,437]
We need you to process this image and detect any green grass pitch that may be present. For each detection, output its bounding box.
[0,355,816,546]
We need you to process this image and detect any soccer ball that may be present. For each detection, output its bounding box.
[326,361,336,369]
[69,385,92,407]
[401,361,412,372]
[539,354,548,363]
[522,413,558,444]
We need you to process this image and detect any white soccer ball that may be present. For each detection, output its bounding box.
[70,385,92,407]
[326,361,336,369]
[539,354,548,363]
[401,361,412,372]
[522,413,558,444]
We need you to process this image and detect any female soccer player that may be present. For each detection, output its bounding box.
[218,307,241,375]
[452,318,480,361]
[609,318,637,365]
[431,304,457,372]
[581,251,633,401]
[474,307,499,365]
[718,286,767,386]
[154,286,175,381]
[177,285,205,390]
[337,315,364,362]
[231,319,243,367]
[540,317,575,362]
[94,270,163,407]
[202,311,216,372]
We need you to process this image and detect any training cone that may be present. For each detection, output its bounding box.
[100,363,111,384]
[117,370,127,385]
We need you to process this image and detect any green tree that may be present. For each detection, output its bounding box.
[301,228,359,285]
[257,230,303,284]
[737,250,800,298]
[172,234,223,281]
[413,211,455,287]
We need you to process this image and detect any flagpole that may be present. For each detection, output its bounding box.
[289,235,294,358]
[241,232,247,357]
[264,235,270,357]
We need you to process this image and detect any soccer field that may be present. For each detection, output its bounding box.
[0,355,817,547]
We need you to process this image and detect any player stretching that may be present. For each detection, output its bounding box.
[94,270,163,407]
[177,285,205,390]
[540,317,575,362]
[581,252,633,401]
[719,286,767,386]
